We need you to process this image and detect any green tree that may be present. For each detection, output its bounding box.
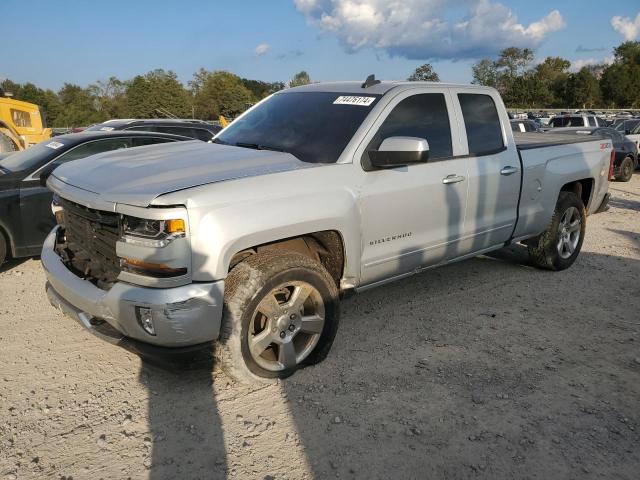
[125,69,192,118]
[88,76,128,119]
[53,83,105,127]
[533,57,571,107]
[566,68,601,108]
[471,59,499,88]
[600,41,640,108]
[193,71,254,119]
[289,71,311,88]
[241,78,285,99]
[407,64,440,81]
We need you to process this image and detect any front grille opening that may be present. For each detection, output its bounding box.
[55,199,121,290]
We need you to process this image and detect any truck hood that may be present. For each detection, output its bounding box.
[50,141,320,207]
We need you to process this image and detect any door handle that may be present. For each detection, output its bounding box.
[500,166,519,176]
[442,174,465,184]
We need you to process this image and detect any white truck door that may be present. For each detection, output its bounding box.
[357,88,469,286]
[449,90,521,256]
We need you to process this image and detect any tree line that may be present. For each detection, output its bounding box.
[468,41,640,109]
[2,41,638,128]
[1,70,312,128]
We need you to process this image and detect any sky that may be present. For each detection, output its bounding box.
[2,0,640,90]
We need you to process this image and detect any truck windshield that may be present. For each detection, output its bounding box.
[215,91,381,163]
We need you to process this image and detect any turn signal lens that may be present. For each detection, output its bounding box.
[165,219,185,234]
[121,257,187,278]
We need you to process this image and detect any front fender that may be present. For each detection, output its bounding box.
[188,188,361,284]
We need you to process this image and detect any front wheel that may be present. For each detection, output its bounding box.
[527,191,586,271]
[216,251,340,384]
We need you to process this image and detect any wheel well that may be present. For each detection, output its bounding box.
[561,179,593,211]
[228,231,345,288]
[0,224,11,259]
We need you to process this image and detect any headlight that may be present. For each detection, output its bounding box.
[121,215,185,248]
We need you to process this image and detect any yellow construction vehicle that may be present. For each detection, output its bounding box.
[0,93,51,152]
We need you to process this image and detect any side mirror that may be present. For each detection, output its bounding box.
[39,163,59,187]
[368,136,430,169]
[625,129,631,135]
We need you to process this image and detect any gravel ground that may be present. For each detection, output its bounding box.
[1,176,639,480]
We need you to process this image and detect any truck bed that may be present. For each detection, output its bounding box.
[514,132,601,150]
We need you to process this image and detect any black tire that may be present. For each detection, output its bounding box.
[216,250,340,384]
[0,232,6,266]
[0,132,17,153]
[527,191,586,271]
[615,156,634,182]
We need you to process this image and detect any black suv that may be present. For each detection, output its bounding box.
[85,119,222,141]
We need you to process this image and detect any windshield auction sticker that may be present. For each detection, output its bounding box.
[45,141,64,149]
[333,96,376,106]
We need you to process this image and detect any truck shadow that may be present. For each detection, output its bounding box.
[134,247,640,479]
[281,247,640,479]
[137,347,228,479]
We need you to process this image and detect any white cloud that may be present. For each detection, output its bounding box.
[612,12,640,41]
[255,43,270,56]
[293,0,565,60]
[570,56,614,72]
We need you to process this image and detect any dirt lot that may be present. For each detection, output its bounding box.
[1,176,639,480]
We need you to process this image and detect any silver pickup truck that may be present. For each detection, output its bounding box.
[42,80,613,383]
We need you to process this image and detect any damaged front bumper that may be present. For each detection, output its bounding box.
[42,227,225,349]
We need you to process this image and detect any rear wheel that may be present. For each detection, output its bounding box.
[216,250,340,384]
[615,156,634,182]
[527,191,586,271]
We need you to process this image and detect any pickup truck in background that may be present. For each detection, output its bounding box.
[42,79,613,383]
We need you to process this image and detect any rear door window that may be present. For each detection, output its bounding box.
[587,116,596,127]
[367,93,453,160]
[458,94,504,156]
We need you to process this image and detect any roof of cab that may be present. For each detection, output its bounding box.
[281,80,493,96]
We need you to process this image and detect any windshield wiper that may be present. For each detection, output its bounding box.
[211,138,231,145]
[234,142,286,153]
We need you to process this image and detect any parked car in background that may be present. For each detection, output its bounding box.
[614,118,640,151]
[0,131,192,265]
[547,126,637,182]
[510,119,540,133]
[547,114,604,128]
[42,80,612,382]
[85,119,222,142]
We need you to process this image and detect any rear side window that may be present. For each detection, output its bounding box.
[131,137,175,147]
[155,126,195,138]
[368,93,452,160]
[458,94,504,156]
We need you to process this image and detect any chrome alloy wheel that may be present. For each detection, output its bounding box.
[557,206,581,259]
[248,281,325,372]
